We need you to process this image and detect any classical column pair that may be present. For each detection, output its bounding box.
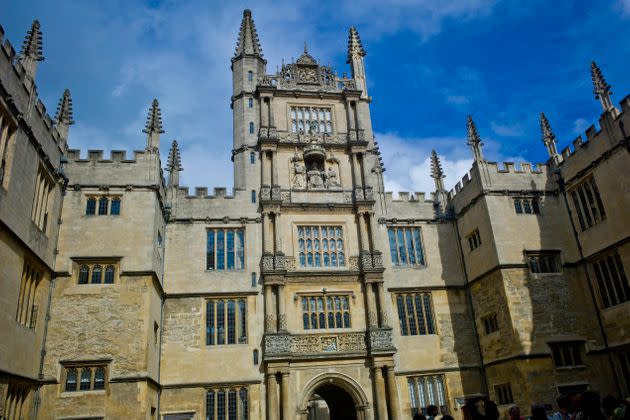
[262,211,282,254]
[266,370,290,420]
[373,365,401,420]
[264,283,287,332]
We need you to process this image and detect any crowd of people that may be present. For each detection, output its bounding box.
[411,392,630,420]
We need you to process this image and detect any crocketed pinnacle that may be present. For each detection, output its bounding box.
[19,20,44,61]
[591,61,611,100]
[54,89,74,125]
[347,26,366,64]
[466,115,484,161]
[167,140,182,172]
[234,9,263,59]
[540,112,555,146]
[430,149,444,180]
[143,99,165,135]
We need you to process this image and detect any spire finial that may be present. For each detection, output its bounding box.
[430,149,445,191]
[304,41,308,54]
[591,61,613,111]
[540,112,560,163]
[143,99,164,152]
[19,20,44,62]
[466,115,484,161]
[347,26,366,64]
[167,139,183,187]
[54,89,74,126]
[54,88,74,147]
[234,9,263,59]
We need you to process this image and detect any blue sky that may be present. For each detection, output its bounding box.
[5,0,630,193]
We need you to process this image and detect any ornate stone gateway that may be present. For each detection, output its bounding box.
[298,373,370,420]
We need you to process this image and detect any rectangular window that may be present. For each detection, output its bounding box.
[206,298,247,345]
[86,196,120,215]
[63,365,107,392]
[0,107,17,188]
[290,106,333,134]
[248,98,253,108]
[592,252,630,308]
[514,198,540,214]
[249,151,255,164]
[550,342,584,368]
[301,295,351,330]
[408,375,448,416]
[494,383,514,405]
[207,387,248,420]
[298,226,345,268]
[31,167,55,233]
[396,293,436,336]
[482,313,499,335]
[388,227,425,267]
[467,229,481,251]
[207,229,245,270]
[570,175,606,231]
[616,349,630,395]
[527,251,561,274]
[16,263,41,328]
[110,198,121,215]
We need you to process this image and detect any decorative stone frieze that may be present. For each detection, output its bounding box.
[367,328,396,353]
[359,251,384,271]
[264,332,367,359]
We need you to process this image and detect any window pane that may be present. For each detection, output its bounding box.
[207,391,215,420]
[91,266,102,284]
[227,230,235,270]
[240,388,249,420]
[78,265,89,284]
[207,301,215,345]
[423,294,435,334]
[98,198,108,215]
[65,368,77,391]
[237,230,245,269]
[239,299,247,343]
[406,295,418,335]
[80,368,91,390]
[217,300,225,344]
[207,231,215,270]
[415,294,426,335]
[413,229,425,265]
[514,199,523,214]
[397,295,408,335]
[86,198,96,215]
[228,390,237,420]
[94,368,105,390]
[227,300,236,344]
[405,229,416,264]
[110,199,120,215]
[217,230,225,270]
[104,265,115,284]
[397,229,406,264]
[218,390,226,419]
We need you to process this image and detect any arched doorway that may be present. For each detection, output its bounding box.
[307,383,357,420]
[298,373,371,420]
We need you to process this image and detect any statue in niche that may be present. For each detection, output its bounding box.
[307,169,324,189]
[292,161,306,188]
[325,166,341,188]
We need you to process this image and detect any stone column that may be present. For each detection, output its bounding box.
[373,366,388,420]
[262,151,271,185]
[265,284,276,333]
[271,151,278,185]
[366,282,378,328]
[261,97,269,128]
[347,100,356,131]
[386,366,401,420]
[274,212,282,254]
[360,153,370,187]
[280,371,290,420]
[263,212,272,254]
[269,97,275,127]
[368,213,379,250]
[358,212,370,252]
[267,373,279,420]
[277,284,287,331]
[350,153,359,189]
[376,282,389,327]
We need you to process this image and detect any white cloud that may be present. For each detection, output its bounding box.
[490,121,525,137]
[619,0,630,16]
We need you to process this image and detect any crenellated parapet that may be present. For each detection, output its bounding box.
[168,186,258,221]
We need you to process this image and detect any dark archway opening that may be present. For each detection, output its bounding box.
[307,384,358,420]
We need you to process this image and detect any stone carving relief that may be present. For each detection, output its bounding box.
[290,145,343,191]
[367,329,396,352]
[265,332,367,357]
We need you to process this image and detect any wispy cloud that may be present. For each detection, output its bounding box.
[572,118,591,134]
[490,121,525,137]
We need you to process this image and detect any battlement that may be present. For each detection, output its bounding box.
[66,149,150,163]
[176,186,237,199]
[384,191,434,203]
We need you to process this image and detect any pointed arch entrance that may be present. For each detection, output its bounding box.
[298,373,371,420]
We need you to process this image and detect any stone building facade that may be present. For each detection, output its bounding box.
[1,9,629,420]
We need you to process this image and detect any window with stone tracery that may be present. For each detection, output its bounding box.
[301,295,351,330]
[206,387,248,420]
[290,107,332,134]
[206,298,247,345]
[396,293,436,336]
[388,226,426,266]
[408,374,448,416]
[297,226,345,268]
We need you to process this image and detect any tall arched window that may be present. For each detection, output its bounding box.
[91,265,102,284]
[93,367,105,390]
[78,265,89,284]
[104,265,115,284]
[80,368,92,390]
[86,198,96,215]
[249,122,254,134]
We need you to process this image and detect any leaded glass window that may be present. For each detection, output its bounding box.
[396,293,435,336]
[104,265,115,284]
[207,299,247,345]
[408,375,448,416]
[298,225,344,268]
[388,227,425,266]
[301,295,350,329]
[206,388,248,420]
[290,106,333,134]
[98,197,108,215]
[65,368,77,391]
[110,198,121,215]
[592,251,630,308]
[80,367,92,390]
[64,365,107,392]
[86,198,96,215]
[91,265,102,284]
[78,265,89,284]
[207,229,245,270]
